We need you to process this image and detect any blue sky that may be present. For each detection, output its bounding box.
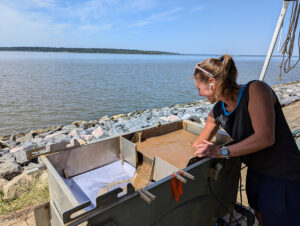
[0,0,294,54]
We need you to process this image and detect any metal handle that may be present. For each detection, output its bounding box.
[141,188,156,200]
[138,190,152,204]
[179,170,195,180]
[175,174,187,183]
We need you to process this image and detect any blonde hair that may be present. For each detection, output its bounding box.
[194,54,239,100]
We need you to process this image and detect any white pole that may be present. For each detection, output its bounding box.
[259,1,290,81]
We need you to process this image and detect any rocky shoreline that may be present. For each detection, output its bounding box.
[0,81,299,200]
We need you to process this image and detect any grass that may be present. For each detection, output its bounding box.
[0,176,49,215]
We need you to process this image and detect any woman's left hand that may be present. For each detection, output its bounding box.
[193,140,223,158]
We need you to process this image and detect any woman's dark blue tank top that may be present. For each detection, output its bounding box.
[213,80,300,182]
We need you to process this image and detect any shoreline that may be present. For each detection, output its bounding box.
[0,81,299,164]
[0,80,299,222]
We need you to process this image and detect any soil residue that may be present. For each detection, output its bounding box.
[136,129,198,169]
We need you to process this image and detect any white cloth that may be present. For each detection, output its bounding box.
[64,160,135,209]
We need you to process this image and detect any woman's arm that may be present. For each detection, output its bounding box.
[194,81,276,158]
[192,110,220,147]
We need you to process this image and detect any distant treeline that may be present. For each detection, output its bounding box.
[0,47,178,55]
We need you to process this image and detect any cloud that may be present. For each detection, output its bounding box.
[0,2,72,46]
[0,0,176,46]
[78,23,113,34]
[27,0,57,10]
[130,7,183,27]
[191,6,206,13]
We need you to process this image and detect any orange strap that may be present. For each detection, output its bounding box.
[170,174,183,203]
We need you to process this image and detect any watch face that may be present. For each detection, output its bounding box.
[221,147,229,156]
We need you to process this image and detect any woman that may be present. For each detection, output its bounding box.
[192,54,300,226]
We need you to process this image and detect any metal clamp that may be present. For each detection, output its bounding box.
[175,174,187,184]
[179,170,195,180]
[138,189,156,204]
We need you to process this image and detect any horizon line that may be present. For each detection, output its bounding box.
[0,46,298,57]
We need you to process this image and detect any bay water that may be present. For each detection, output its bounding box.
[0,51,299,136]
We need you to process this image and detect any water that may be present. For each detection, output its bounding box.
[0,51,299,136]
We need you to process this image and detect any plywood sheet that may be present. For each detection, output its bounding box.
[136,129,198,169]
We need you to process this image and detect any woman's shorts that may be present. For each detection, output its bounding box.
[246,170,300,226]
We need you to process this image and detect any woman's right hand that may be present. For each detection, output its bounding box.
[192,138,201,148]
[191,110,220,150]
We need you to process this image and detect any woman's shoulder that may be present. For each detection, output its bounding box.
[246,80,271,90]
[212,101,222,118]
[247,80,276,103]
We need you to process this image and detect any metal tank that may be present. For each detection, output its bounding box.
[41,120,240,226]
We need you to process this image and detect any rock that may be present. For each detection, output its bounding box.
[17,129,46,143]
[66,139,81,148]
[4,139,17,149]
[171,109,178,115]
[66,138,86,148]
[188,116,202,123]
[112,114,126,121]
[38,131,54,138]
[159,115,179,122]
[75,138,86,145]
[0,135,11,141]
[68,128,84,138]
[0,162,22,180]
[0,153,16,164]
[12,150,28,165]
[45,131,68,140]
[280,97,297,106]
[27,128,51,137]
[99,115,108,121]
[48,125,63,131]
[89,120,98,125]
[12,132,25,141]
[10,141,38,164]
[0,148,9,156]
[81,135,94,142]
[128,111,137,117]
[141,124,151,128]
[2,173,34,200]
[46,141,70,153]
[72,121,86,128]
[99,120,113,131]
[37,171,48,189]
[182,114,192,120]
[0,141,10,149]
[85,121,95,129]
[27,162,43,170]
[23,162,45,177]
[92,127,104,138]
[31,138,49,147]
[0,178,8,192]
[62,124,77,132]
[282,94,289,98]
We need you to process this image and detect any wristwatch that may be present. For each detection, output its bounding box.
[221,146,230,159]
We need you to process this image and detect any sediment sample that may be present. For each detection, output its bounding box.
[136,129,198,169]
[97,178,131,197]
[131,157,153,190]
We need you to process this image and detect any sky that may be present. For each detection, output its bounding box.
[0,0,296,54]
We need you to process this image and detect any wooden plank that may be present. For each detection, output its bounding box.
[184,120,204,135]
[152,157,178,181]
[120,137,137,168]
[141,121,182,141]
